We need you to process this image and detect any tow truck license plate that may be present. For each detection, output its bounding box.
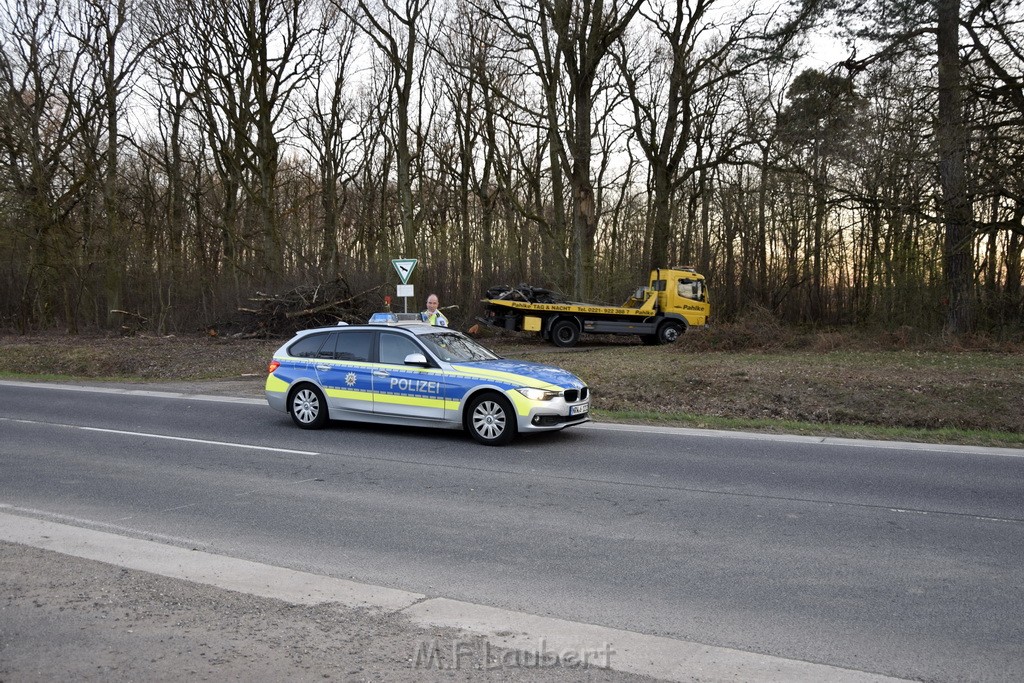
[570,402,589,416]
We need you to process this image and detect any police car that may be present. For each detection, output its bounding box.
[265,321,590,445]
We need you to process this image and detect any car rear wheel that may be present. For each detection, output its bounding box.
[290,385,329,429]
[466,393,516,446]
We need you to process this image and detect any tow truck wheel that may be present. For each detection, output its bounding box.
[466,393,517,446]
[657,320,685,344]
[290,384,329,429]
[551,319,580,348]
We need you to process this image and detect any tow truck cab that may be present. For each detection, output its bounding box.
[647,267,710,327]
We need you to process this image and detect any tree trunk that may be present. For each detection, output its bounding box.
[936,0,975,334]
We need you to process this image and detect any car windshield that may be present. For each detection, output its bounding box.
[419,331,500,362]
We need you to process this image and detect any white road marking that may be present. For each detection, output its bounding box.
[159,504,198,513]
[79,425,319,455]
[0,416,318,456]
[891,507,1017,524]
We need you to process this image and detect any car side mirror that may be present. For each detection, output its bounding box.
[404,353,429,366]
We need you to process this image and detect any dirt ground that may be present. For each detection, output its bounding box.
[0,543,649,682]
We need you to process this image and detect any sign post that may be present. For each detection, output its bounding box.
[391,258,418,313]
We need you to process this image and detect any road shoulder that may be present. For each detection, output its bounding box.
[1,511,905,682]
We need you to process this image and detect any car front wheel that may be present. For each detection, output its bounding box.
[466,393,516,446]
[290,385,329,429]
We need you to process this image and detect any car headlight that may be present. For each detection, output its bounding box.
[516,387,561,401]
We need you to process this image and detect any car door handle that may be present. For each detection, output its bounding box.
[315,364,331,371]
[372,370,389,377]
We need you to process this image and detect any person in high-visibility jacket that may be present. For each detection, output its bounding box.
[420,294,449,326]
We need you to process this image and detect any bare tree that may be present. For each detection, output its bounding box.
[430,1,523,301]
[340,0,434,264]
[483,0,644,297]
[138,0,198,330]
[734,63,794,308]
[543,0,644,298]
[0,0,100,331]
[936,0,975,334]
[775,69,863,322]
[961,0,1024,324]
[832,0,978,333]
[615,0,814,277]
[479,0,568,285]
[298,13,360,277]
[68,0,164,327]
[182,0,328,283]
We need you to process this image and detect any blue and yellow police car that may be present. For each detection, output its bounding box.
[265,321,590,445]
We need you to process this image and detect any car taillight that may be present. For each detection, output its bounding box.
[268,361,280,374]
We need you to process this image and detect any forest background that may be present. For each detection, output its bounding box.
[1,0,1022,338]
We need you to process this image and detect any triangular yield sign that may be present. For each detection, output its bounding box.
[392,258,418,284]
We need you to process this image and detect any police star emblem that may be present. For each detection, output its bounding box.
[345,372,357,387]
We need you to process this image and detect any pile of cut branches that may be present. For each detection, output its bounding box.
[220,278,384,338]
[484,283,566,304]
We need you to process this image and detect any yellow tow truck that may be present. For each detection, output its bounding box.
[479,267,710,347]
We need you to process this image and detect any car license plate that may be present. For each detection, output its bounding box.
[570,402,588,416]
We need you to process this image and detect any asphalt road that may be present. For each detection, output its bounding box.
[1,381,1022,681]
